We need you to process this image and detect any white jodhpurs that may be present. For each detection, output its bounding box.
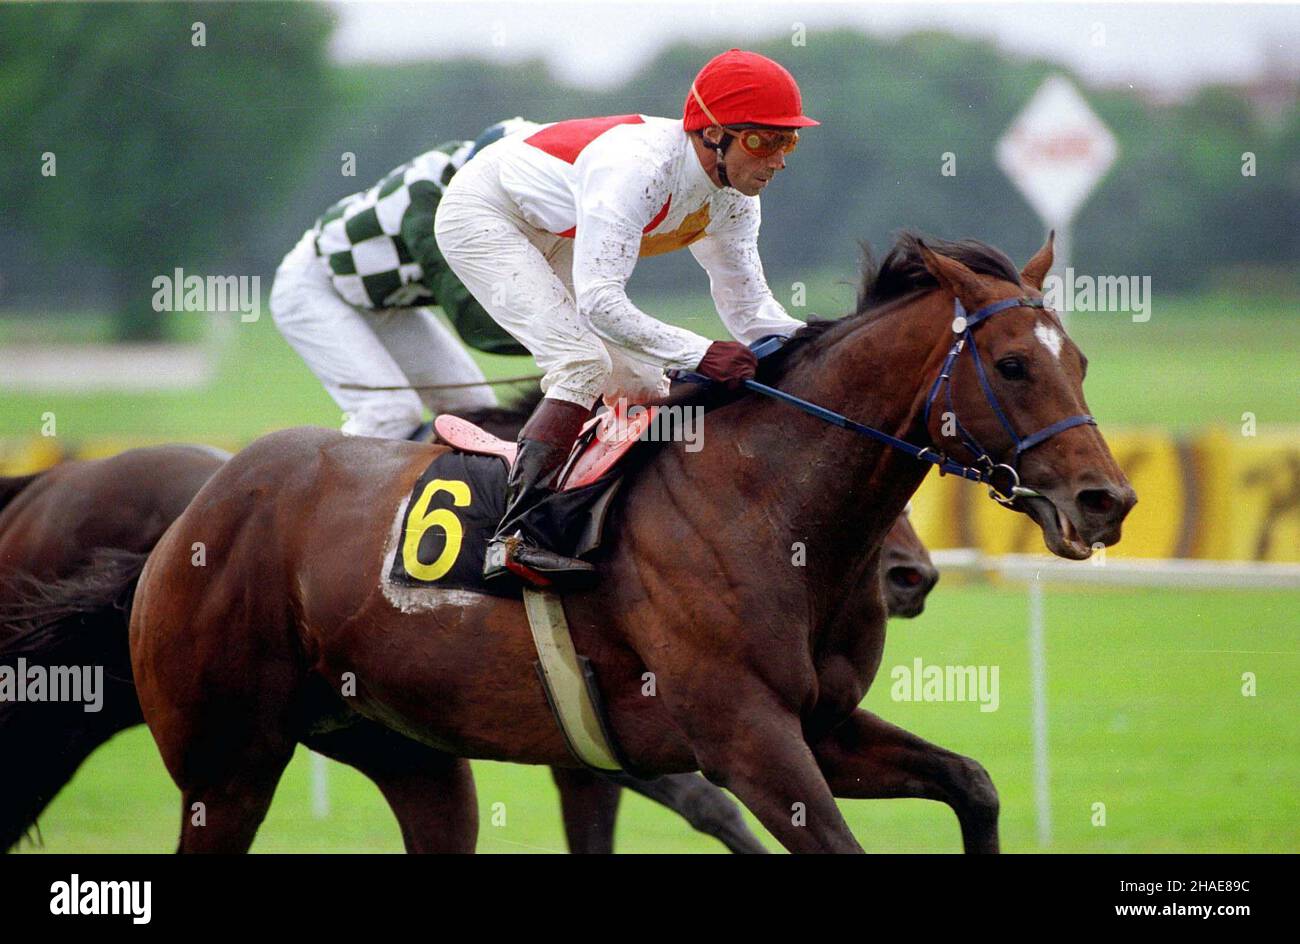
[269,229,498,439]
[433,144,666,410]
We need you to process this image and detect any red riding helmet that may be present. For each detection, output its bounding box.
[683,48,819,131]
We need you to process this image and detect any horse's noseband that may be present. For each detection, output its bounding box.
[923,296,1095,503]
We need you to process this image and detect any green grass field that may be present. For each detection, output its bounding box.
[15,585,1296,853]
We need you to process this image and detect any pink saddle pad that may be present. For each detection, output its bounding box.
[434,415,517,467]
[435,401,657,491]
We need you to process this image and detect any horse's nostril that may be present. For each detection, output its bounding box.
[1077,488,1118,515]
[889,567,924,588]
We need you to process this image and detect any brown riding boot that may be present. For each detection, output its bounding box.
[483,397,596,589]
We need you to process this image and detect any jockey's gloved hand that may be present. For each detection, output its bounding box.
[696,341,758,389]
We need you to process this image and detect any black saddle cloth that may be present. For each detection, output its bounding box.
[388,450,623,600]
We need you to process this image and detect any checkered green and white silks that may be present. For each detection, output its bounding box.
[313,140,475,309]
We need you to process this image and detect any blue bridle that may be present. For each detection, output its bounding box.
[678,295,1095,504]
[918,295,1096,502]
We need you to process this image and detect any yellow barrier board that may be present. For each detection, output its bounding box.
[880,428,1299,563]
[1193,428,1300,563]
[0,437,66,476]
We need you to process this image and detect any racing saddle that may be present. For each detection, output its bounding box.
[434,397,659,489]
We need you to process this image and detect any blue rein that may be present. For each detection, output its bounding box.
[678,296,1095,503]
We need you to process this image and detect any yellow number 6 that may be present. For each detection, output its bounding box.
[402,478,471,582]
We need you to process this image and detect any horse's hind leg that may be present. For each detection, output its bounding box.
[550,768,769,854]
[304,723,477,853]
[550,767,622,853]
[140,631,300,854]
[134,596,302,853]
[811,708,1000,853]
[604,771,770,854]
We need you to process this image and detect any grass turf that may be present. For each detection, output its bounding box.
[14,585,1297,853]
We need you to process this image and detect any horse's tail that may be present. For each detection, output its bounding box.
[0,548,148,851]
[0,472,44,516]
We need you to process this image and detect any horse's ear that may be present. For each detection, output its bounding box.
[917,240,984,305]
[1020,230,1055,290]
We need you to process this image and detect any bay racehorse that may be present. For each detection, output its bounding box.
[128,232,1134,853]
[0,413,934,853]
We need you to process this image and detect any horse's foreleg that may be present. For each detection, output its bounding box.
[684,701,862,854]
[603,772,770,854]
[305,723,478,853]
[811,708,1000,853]
[176,746,294,854]
[550,767,621,854]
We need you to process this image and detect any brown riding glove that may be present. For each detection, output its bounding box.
[696,341,758,390]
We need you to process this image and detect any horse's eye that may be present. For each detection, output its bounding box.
[996,357,1027,380]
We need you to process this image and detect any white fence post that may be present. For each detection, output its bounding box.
[1027,577,1051,848]
[311,752,330,819]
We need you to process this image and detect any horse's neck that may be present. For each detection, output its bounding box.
[768,293,948,561]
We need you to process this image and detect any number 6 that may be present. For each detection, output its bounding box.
[402,479,471,581]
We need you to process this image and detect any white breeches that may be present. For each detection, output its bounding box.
[269,229,497,439]
[433,144,667,410]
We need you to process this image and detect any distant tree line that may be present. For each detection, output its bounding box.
[1,6,1295,338]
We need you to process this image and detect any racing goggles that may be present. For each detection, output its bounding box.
[722,126,799,158]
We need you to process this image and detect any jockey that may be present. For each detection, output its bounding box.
[434,48,818,588]
[270,117,542,441]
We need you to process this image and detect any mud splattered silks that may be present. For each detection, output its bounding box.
[434,114,803,409]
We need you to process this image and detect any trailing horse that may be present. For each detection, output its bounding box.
[0,446,227,850]
[128,232,1134,853]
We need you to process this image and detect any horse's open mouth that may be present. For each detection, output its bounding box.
[1017,493,1092,560]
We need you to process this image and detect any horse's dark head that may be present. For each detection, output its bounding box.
[915,233,1136,559]
[881,508,938,618]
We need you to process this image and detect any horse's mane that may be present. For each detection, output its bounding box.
[757,231,1022,382]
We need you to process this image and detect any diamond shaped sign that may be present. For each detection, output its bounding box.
[997,76,1118,229]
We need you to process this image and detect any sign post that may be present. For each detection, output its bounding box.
[996,76,1118,327]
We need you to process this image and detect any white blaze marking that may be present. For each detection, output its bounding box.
[1034,321,1063,360]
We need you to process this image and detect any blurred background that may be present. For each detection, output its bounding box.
[1,1,1296,853]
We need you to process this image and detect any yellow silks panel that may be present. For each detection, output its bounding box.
[639,204,710,257]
